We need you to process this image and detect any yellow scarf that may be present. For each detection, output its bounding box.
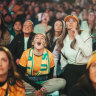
[27,48,50,76]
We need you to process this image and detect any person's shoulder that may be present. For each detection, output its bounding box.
[46,48,53,56]
[24,48,31,53]
[30,32,35,37]
[34,23,41,28]
[12,80,25,95]
[14,33,24,39]
[48,25,52,28]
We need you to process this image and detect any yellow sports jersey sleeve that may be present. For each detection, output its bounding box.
[19,48,31,67]
[48,50,55,68]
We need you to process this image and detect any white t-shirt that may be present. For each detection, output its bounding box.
[61,35,79,64]
[24,37,29,50]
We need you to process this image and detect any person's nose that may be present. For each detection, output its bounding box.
[38,38,41,42]
[70,21,73,24]
[26,25,29,28]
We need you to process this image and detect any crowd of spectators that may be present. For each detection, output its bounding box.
[0,0,96,96]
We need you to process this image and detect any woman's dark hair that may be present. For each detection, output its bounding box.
[76,68,96,96]
[47,19,64,48]
[0,13,9,39]
[13,19,23,29]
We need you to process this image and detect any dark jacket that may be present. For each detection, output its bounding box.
[69,84,96,96]
[9,32,35,62]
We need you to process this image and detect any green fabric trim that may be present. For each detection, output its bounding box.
[35,80,45,84]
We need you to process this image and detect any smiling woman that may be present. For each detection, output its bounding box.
[0,47,25,96]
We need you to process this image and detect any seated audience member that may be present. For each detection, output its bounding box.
[9,20,35,64]
[46,19,64,52]
[34,12,51,34]
[46,19,64,77]
[0,47,25,96]
[4,13,13,33]
[18,33,66,96]
[0,13,14,46]
[69,52,96,96]
[80,10,96,51]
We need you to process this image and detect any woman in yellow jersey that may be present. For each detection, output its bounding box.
[0,47,25,96]
[18,33,66,96]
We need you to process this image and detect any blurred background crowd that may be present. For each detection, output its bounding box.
[0,0,96,31]
[0,0,96,96]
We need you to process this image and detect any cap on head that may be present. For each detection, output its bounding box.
[87,51,96,69]
[64,15,79,23]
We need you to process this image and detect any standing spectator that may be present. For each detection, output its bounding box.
[9,20,35,65]
[34,12,51,34]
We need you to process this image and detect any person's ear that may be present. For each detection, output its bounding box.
[44,42,47,47]
[32,41,34,46]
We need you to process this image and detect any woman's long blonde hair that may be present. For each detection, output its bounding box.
[56,21,81,50]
